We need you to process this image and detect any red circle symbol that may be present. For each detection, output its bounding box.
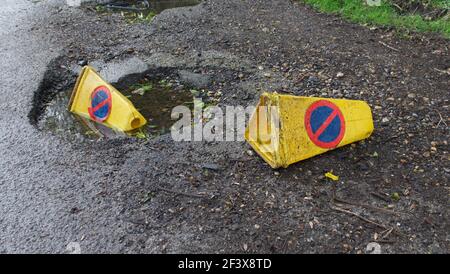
[88,86,112,122]
[304,100,346,149]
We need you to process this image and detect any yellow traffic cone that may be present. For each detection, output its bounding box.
[245,92,374,168]
[68,66,147,132]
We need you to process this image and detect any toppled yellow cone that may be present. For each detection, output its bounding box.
[325,172,339,181]
[68,66,146,132]
[245,92,374,168]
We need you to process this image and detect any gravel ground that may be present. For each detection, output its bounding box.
[1,0,449,253]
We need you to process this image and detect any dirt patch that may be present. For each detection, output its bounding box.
[30,0,450,253]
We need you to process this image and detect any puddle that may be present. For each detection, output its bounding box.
[122,78,194,136]
[38,78,194,141]
[94,0,202,22]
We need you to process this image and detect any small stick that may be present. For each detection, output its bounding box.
[433,68,450,75]
[331,206,389,230]
[435,110,448,128]
[331,205,408,239]
[392,3,403,12]
[380,227,394,240]
[379,41,400,52]
[333,197,398,216]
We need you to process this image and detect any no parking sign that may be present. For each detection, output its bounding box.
[69,66,147,132]
[88,86,112,122]
[305,100,346,149]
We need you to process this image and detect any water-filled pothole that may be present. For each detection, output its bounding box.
[94,0,202,22]
[38,77,194,141]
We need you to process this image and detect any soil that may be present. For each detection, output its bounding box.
[29,0,449,253]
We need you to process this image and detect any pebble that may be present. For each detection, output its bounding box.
[78,59,87,66]
[336,72,344,78]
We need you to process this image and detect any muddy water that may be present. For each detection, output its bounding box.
[122,79,193,136]
[38,80,193,140]
[98,0,201,18]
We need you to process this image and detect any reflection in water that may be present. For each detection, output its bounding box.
[39,79,193,140]
[99,0,202,18]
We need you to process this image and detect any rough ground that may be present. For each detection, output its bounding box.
[1,0,449,253]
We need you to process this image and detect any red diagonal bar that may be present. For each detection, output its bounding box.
[313,110,338,140]
[91,97,109,113]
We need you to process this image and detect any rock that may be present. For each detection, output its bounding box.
[100,57,149,83]
[77,59,87,66]
[131,88,145,96]
[307,76,320,86]
[179,70,211,88]
[336,72,344,78]
[381,117,389,125]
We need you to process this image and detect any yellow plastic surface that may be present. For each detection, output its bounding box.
[68,66,147,132]
[245,92,374,169]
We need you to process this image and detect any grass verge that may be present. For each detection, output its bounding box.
[301,0,450,38]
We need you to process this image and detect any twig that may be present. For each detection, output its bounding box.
[156,186,207,199]
[380,227,394,240]
[331,205,389,230]
[433,68,450,75]
[379,41,400,52]
[436,110,448,128]
[333,197,399,216]
[331,205,408,239]
[392,3,403,12]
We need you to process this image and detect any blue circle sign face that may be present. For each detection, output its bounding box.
[304,100,346,149]
[88,86,112,122]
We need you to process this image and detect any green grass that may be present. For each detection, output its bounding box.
[301,0,450,38]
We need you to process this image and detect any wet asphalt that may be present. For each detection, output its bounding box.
[0,0,127,253]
